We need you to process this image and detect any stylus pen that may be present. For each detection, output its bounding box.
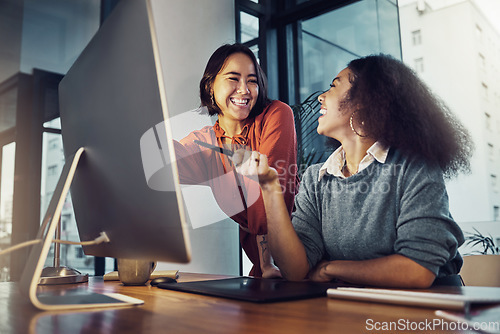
[193,140,248,212]
[194,140,234,157]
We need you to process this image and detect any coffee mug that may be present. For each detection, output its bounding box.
[117,258,157,286]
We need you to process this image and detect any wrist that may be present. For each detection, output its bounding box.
[260,178,281,193]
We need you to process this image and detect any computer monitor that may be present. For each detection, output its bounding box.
[20,0,191,310]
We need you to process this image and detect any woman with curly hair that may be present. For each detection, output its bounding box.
[233,54,473,288]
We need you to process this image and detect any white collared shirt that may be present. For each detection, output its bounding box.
[318,142,390,181]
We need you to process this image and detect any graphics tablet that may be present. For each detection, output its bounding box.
[156,277,339,303]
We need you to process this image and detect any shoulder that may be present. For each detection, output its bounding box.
[252,100,295,137]
[385,149,445,184]
[259,100,294,121]
[266,99,292,111]
[305,162,323,174]
[189,125,214,136]
[295,163,331,204]
[300,163,323,186]
[179,125,214,145]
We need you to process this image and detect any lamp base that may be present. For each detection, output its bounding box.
[39,266,89,285]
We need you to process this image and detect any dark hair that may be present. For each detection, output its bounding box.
[341,54,473,178]
[199,43,270,117]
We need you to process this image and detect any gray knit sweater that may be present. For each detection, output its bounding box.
[292,149,464,277]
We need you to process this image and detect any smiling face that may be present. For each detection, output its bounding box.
[212,52,258,128]
[317,67,354,139]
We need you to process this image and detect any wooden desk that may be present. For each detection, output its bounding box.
[0,273,493,334]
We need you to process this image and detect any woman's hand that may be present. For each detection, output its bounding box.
[309,255,436,288]
[231,150,280,189]
[232,149,311,281]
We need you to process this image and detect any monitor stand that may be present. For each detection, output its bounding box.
[39,266,88,285]
[19,148,144,311]
[39,208,88,285]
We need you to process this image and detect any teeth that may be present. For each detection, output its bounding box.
[320,109,326,115]
[231,98,249,106]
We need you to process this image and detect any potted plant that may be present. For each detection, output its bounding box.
[460,228,500,286]
[464,228,500,255]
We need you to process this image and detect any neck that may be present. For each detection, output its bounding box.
[218,116,246,138]
[341,137,376,176]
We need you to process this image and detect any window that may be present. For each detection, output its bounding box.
[482,83,489,101]
[476,24,483,41]
[61,213,71,231]
[485,112,491,131]
[0,85,17,132]
[235,0,401,104]
[0,143,16,279]
[240,11,259,43]
[48,138,59,149]
[414,57,424,73]
[412,30,422,45]
[478,53,485,68]
[47,164,58,176]
[75,247,84,258]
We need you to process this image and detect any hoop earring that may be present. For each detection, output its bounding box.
[350,111,367,137]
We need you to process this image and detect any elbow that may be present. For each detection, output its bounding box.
[279,267,309,282]
[272,252,310,282]
[407,270,436,289]
[395,256,437,288]
[411,277,435,289]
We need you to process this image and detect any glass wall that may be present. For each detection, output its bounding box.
[240,11,259,44]
[298,0,400,101]
[237,0,401,164]
[0,143,15,281]
[295,0,401,161]
[0,75,17,281]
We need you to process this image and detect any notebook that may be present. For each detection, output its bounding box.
[156,277,340,303]
[103,269,179,281]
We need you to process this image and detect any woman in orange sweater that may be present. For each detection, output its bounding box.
[174,43,299,277]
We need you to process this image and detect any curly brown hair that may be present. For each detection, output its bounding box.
[340,54,473,178]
